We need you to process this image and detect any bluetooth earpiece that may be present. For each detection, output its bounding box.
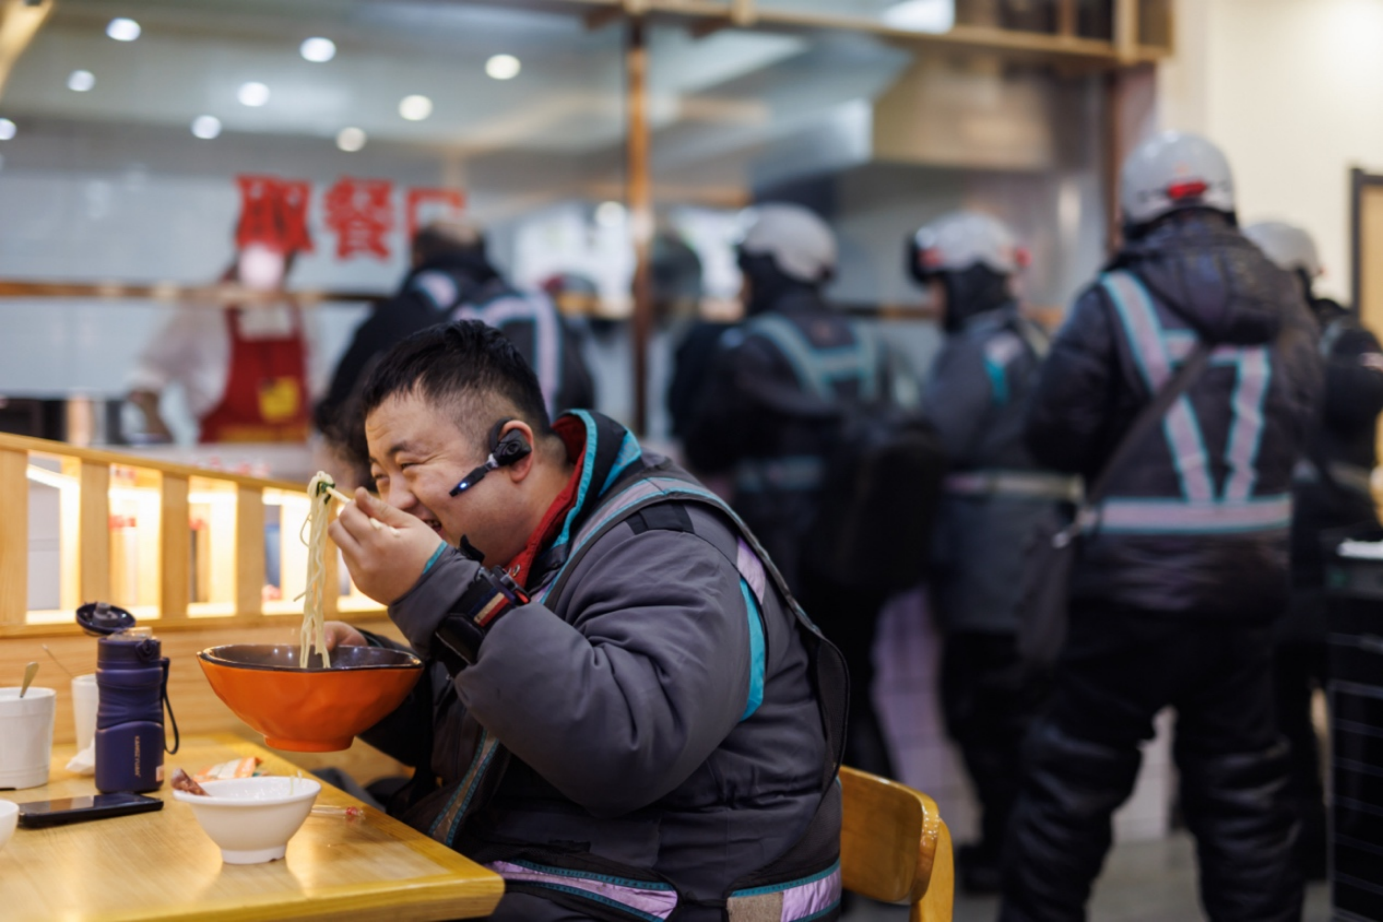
[450,419,533,496]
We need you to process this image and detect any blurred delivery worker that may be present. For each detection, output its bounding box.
[323,321,847,922]
[908,210,1071,893]
[1244,219,1383,879]
[127,243,313,444]
[317,221,595,488]
[684,203,938,781]
[1002,132,1322,921]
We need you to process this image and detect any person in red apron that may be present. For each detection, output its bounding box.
[128,245,312,444]
[197,302,310,443]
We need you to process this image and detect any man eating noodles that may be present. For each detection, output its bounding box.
[324,321,847,922]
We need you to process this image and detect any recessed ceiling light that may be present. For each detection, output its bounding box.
[191,115,222,140]
[67,70,96,92]
[106,18,141,42]
[300,37,336,63]
[880,0,954,33]
[237,82,270,107]
[595,201,625,228]
[0,119,15,141]
[485,54,521,80]
[398,94,433,121]
[336,127,367,152]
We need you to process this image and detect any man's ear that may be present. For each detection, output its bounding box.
[498,420,536,482]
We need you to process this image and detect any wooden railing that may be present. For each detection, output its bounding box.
[0,432,383,637]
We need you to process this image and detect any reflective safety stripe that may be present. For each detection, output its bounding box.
[456,291,563,418]
[1223,347,1271,501]
[1293,459,1376,496]
[747,315,878,402]
[740,578,765,721]
[735,455,825,494]
[1092,495,1292,534]
[944,469,1081,501]
[728,860,842,921]
[1103,272,1215,503]
[489,859,843,922]
[489,860,678,921]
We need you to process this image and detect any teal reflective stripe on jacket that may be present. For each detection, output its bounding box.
[746,314,880,402]
[1100,271,1282,534]
[734,455,825,494]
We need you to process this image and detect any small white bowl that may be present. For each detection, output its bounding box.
[0,800,17,851]
[173,776,320,864]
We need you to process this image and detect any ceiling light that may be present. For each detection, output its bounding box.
[67,70,96,92]
[594,201,625,228]
[300,37,336,63]
[336,127,367,152]
[106,18,141,42]
[485,54,521,80]
[398,94,433,121]
[0,119,15,141]
[238,82,270,107]
[881,0,955,33]
[191,115,222,140]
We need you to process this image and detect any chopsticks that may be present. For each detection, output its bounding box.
[323,485,401,535]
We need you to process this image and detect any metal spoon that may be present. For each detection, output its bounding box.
[18,662,38,698]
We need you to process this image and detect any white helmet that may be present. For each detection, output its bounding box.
[1120,131,1236,227]
[737,203,837,284]
[1243,221,1322,277]
[909,211,1023,281]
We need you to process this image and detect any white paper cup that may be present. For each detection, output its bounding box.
[72,675,99,752]
[0,688,56,789]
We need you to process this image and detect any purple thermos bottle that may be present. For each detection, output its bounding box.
[80,603,179,793]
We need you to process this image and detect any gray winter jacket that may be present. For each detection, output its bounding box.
[922,304,1071,634]
[360,410,844,921]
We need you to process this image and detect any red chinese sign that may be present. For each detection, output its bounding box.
[232,177,465,262]
[235,175,314,254]
[323,177,396,261]
[405,187,467,241]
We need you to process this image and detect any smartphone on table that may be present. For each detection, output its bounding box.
[15,792,163,828]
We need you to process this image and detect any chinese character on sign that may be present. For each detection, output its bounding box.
[323,177,396,260]
[405,187,467,241]
[235,175,315,254]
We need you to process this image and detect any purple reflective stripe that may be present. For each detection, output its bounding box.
[489,861,679,920]
[1103,272,1215,503]
[737,538,767,606]
[781,866,842,921]
[457,294,561,416]
[1223,347,1270,502]
[1096,496,1292,533]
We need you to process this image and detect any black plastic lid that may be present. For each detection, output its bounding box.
[76,601,137,637]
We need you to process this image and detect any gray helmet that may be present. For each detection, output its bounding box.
[737,203,837,284]
[909,211,1022,281]
[1243,221,1322,277]
[1120,131,1235,227]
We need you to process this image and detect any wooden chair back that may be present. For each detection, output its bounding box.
[840,765,954,922]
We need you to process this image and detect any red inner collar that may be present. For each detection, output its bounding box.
[504,417,586,588]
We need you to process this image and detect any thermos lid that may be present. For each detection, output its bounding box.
[77,601,137,637]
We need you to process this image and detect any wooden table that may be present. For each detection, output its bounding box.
[0,735,504,922]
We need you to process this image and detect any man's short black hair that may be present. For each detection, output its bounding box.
[359,321,551,450]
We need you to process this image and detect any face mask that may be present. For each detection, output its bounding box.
[237,244,287,292]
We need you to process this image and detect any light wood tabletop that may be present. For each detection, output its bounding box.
[0,735,504,922]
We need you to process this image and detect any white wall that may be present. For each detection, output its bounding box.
[1159,0,1384,303]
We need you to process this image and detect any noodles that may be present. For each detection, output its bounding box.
[297,471,336,669]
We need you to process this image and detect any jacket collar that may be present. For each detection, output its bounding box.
[521,410,645,590]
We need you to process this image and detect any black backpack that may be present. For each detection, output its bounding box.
[746,315,947,592]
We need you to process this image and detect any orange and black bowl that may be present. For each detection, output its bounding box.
[197,644,423,752]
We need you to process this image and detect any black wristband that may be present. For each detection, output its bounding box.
[432,566,530,673]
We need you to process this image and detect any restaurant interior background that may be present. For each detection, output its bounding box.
[0,0,1379,919]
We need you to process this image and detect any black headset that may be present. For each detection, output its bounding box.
[449,419,532,497]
